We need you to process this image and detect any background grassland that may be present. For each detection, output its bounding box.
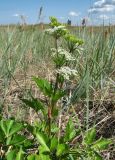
[0,24,114,100]
[0,24,114,129]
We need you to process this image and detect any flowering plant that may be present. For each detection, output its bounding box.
[0,17,111,160]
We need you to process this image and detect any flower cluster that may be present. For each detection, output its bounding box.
[56,66,77,80]
[45,25,67,38]
[45,17,83,81]
[45,26,64,33]
[51,47,75,61]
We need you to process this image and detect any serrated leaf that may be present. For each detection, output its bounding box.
[38,153,51,160]
[50,137,58,151]
[21,97,44,113]
[39,145,50,155]
[51,126,59,133]
[9,122,24,136]
[9,134,26,145]
[27,154,39,160]
[16,147,25,160]
[52,90,65,103]
[6,150,16,160]
[64,119,76,142]
[6,136,12,145]
[84,128,96,145]
[92,138,112,150]
[24,139,33,147]
[0,120,14,137]
[0,120,23,137]
[36,132,50,152]
[56,144,67,156]
[33,77,53,97]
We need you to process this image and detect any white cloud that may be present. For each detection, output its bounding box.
[94,0,115,7]
[88,0,115,13]
[69,11,80,17]
[99,14,109,19]
[94,0,105,7]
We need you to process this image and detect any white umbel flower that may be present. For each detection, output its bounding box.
[56,66,77,80]
[45,28,54,34]
[53,26,66,31]
[51,47,75,61]
[45,26,67,34]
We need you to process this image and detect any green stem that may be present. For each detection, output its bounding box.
[47,36,59,137]
[48,106,51,137]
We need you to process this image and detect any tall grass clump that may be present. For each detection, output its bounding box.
[65,27,115,134]
[0,25,53,112]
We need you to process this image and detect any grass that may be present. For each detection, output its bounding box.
[0,24,114,112]
[0,26,115,125]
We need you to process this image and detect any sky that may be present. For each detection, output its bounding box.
[0,0,115,25]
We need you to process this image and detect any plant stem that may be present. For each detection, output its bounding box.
[47,37,59,137]
[48,106,52,137]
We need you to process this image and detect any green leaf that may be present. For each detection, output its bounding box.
[33,77,53,97]
[16,147,25,160]
[52,90,65,103]
[9,122,24,137]
[38,153,51,160]
[64,119,76,142]
[0,119,14,137]
[21,97,44,113]
[52,108,58,117]
[27,154,39,160]
[0,120,23,137]
[24,139,33,147]
[56,144,67,156]
[92,138,112,150]
[6,136,12,145]
[39,145,50,155]
[0,128,5,143]
[6,150,16,160]
[84,128,96,145]
[50,137,58,151]
[9,134,26,146]
[36,132,50,152]
[51,125,59,133]
[38,145,51,159]
[7,148,24,160]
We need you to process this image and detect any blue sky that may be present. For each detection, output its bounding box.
[0,0,115,25]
